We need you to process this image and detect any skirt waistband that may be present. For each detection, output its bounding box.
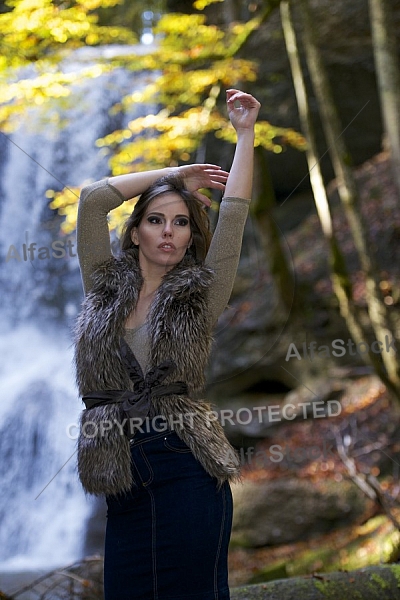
[128,417,175,444]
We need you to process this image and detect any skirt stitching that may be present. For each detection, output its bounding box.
[213,484,227,600]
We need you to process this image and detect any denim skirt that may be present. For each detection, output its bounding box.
[104,423,233,600]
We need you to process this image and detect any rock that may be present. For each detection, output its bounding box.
[231,477,372,547]
[230,564,400,600]
[208,379,345,448]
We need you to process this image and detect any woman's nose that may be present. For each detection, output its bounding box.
[163,222,173,237]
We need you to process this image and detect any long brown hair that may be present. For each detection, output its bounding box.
[120,173,212,261]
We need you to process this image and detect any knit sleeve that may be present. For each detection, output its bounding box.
[205,196,251,325]
[77,179,126,294]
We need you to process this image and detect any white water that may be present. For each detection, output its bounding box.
[0,326,91,570]
[0,46,147,571]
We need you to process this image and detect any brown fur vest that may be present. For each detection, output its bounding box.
[74,249,240,496]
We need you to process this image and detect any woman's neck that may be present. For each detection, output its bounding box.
[138,257,176,295]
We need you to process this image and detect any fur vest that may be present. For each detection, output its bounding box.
[74,249,240,496]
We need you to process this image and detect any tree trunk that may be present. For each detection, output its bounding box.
[252,146,295,313]
[369,0,400,198]
[280,0,393,390]
[296,0,400,399]
[231,564,400,600]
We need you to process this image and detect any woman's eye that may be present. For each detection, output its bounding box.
[147,216,189,226]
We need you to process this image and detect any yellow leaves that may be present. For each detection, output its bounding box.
[161,15,260,61]
[103,107,306,179]
[119,58,257,118]
[255,122,307,153]
[0,64,107,130]
[96,111,171,149]
[193,0,224,10]
[2,1,307,237]
[47,181,133,235]
[48,186,80,235]
[280,129,308,151]
[215,119,307,154]
[110,130,195,172]
[75,0,123,9]
[3,73,74,104]
[156,13,206,36]
[0,0,135,132]
[107,114,208,173]
[0,0,135,69]
[127,110,171,135]
[230,17,261,39]
[48,181,132,235]
[213,58,257,83]
[107,200,137,235]
[161,108,213,136]
[155,13,224,55]
[2,0,93,39]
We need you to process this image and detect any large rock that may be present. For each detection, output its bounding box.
[231,477,372,547]
[230,564,400,600]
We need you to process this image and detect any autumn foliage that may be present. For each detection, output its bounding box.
[0,0,305,234]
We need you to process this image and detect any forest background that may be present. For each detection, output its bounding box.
[1,0,400,598]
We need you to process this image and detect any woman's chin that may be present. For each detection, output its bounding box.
[138,249,187,272]
[155,254,185,270]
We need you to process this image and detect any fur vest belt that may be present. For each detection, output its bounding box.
[74,250,240,496]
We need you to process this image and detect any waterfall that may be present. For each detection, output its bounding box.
[0,46,147,570]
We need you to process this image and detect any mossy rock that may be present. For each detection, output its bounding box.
[231,564,400,600]
[234,515,400,587]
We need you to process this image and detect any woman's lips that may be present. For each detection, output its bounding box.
[158,242,176,251]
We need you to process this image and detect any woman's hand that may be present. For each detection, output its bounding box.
[178,164,229,207]
[226,89,261,133]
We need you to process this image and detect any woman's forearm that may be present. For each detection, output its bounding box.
[108,168,175,200]
[205,197,251,324]
[224,130,255,200]
[223,89,260,200]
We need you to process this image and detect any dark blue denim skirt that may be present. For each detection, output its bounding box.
[104,423,233,600]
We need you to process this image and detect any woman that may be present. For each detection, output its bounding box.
[74,89,260,600]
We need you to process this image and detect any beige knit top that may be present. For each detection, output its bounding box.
[77,179,250,372]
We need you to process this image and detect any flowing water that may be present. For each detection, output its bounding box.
[0,46,147,580]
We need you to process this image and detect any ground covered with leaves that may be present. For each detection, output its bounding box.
[228,372,400,585]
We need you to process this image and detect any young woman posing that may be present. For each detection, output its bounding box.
[74,89,261,600]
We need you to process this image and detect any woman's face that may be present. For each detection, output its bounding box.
[131,193,192,272]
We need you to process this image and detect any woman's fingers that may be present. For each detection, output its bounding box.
[225,89,261,130]
[204,170,229,182]
[180,164,229,195]
[226,89,260,104]
[193,191,212,207]
[180,163,226,174]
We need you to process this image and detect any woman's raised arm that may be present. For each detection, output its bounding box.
[205,89,261,324]
[109,164,228,203]
[224,89,261,199]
